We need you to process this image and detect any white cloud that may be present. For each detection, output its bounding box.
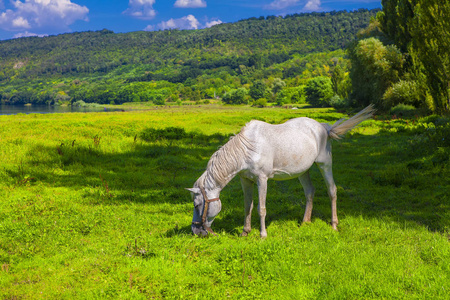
[304,0,321,11]
[205,19,222,28]
[148,15,222,31]
[0,0,89,32]
[12,16,30,28]
[158,14,200,30]
[266,0,300,10]
[143,24,154,31]
[13,31,48,38]
[123,0,156,20]
[266,0,322,11]
[144,25,156,31]
[174,0,206,8]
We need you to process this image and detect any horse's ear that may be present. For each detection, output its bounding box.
[185,187,200,194]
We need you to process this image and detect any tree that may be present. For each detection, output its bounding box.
[271,78,286,96]
[290,86,306,104]
[409,0,450,112]
[305,76,333,107]
[249,80,266,100]
[348,37,404,108]
[376,0,449,112]
[331,65,350,98]
[55,91,70,103]
[378,0,416,52]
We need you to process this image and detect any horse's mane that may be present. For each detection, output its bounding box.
[203,126,255,188]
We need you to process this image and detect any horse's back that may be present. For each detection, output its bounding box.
[242,118,328,179]
[244,117,326,144]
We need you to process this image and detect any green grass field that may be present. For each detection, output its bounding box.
[1,105,449,299]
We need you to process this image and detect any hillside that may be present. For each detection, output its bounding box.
[0,9,378,105]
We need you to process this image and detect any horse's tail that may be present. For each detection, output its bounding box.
[325,104,376,140]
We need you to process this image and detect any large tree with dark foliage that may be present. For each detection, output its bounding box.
[350,0,449,113]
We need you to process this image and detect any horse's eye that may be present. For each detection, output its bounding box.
[194,199,201,209]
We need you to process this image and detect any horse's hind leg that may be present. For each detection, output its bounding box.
[299,171,315,224]
[240,176,254,237]
[316,162,338,230]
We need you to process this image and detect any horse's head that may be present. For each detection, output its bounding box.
[186,186,222,236]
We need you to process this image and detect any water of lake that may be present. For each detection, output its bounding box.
[0,104,115,115]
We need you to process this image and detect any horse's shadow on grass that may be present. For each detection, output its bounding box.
[164,224,193,238]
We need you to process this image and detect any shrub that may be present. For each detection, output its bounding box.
[153,94,165,105]
[382,80,421,108]
[72,100,86,107]
[389,104,417,118]
[329,95,350,109]
[253,98,267,107]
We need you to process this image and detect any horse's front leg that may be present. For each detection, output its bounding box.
[257,176,268,238]
[240,176,254,236]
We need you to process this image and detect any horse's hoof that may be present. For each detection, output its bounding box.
[192,224,208,237]
[301,221,312,226]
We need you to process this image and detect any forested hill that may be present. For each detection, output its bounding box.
[0,9,378,105]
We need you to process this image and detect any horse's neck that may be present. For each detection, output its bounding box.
[203,168,239,193]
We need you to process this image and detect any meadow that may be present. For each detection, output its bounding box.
[0,105,449,299]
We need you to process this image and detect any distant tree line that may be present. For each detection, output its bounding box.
[0,9,377,107]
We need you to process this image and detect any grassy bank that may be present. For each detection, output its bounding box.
[0,106,448,299]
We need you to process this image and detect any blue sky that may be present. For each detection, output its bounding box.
[0,0,381,41]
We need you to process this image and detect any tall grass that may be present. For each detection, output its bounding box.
[0,106,448,299]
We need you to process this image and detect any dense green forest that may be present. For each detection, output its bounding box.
[0,9,377,106]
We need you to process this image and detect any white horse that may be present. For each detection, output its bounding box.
[187,105,375,238]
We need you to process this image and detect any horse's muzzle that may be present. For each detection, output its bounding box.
[191,223,208,237]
